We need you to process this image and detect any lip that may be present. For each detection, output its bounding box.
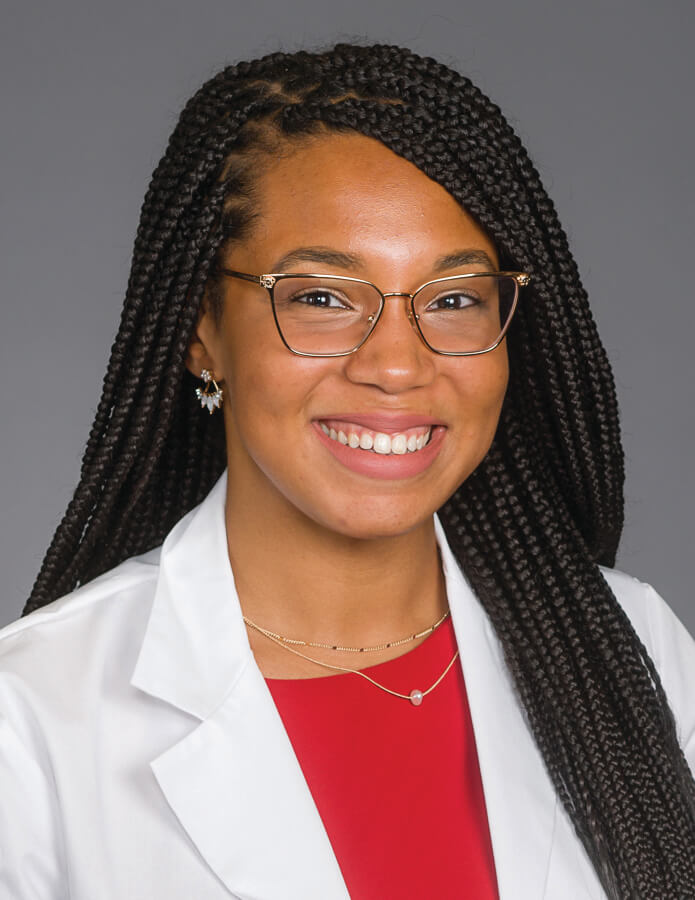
[314,413,445,434]
[312,420,447,480]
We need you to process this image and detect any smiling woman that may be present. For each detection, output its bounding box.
[0,43,694,900]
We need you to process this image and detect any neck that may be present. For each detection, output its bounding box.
[223,470,447,675]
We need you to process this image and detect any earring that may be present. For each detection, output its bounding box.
[195,368,223,414]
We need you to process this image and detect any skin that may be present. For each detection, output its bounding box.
[186,132,508,678]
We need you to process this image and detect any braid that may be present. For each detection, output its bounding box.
[24,43,695,896]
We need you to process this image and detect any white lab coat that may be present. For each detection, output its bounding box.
[0,470,693,900]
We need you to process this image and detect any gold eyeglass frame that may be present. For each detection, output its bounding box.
[218,268,531,358]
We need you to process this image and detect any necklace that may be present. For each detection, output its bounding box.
[241,609,450,653]
[245,617,460,706]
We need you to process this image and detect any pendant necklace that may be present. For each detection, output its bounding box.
[244,615,459,706]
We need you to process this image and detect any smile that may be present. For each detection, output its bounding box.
[319,419,432,456]
[313,416,447,480]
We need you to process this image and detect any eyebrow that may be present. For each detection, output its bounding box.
[269,246,497,273]
[433,249,496,272]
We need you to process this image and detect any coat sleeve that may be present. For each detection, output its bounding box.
[0,698,68,898]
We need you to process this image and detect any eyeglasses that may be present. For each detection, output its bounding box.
[218,269,531,357]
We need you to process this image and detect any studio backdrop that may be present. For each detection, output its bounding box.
[0,0,693,633]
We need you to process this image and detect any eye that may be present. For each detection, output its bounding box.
[424,291,479,312]
[288,288,353,309]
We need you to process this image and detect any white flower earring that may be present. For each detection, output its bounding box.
[195,368,224,414]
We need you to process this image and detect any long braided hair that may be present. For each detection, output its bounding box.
[24,43,695,896]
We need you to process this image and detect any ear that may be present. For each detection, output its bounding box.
[184,289,223,380]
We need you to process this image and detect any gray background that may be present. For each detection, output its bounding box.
[1,0,693,633]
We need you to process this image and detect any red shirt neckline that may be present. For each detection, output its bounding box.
[266,616,499,899]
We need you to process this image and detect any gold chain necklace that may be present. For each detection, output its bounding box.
[241,609,450,653]
[245,617,460,707]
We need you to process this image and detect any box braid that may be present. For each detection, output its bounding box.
[23,43,695,896]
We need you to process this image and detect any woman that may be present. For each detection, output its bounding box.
[0,42,693,899]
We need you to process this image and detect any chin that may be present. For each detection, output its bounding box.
[298,491,444,542]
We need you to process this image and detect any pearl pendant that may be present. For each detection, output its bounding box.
[409,689,424,706]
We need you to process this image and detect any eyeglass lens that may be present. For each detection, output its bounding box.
[270,274,518,355]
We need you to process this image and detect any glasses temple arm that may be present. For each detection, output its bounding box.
[217,269,261,285]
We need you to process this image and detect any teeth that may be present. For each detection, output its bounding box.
[374,433,391,454]
[322,422,433,455]
[391,434,407,455]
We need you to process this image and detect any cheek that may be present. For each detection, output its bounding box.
[221,334,325,453]
[220,314,285,423]
[451,352,509,443]
[225,357,290,441]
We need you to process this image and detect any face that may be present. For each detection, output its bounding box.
[188,133,509,540]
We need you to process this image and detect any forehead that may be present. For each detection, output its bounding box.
[242,133,497,273]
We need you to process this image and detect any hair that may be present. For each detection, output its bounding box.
[24,43,695,896]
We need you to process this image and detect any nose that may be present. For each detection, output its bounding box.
[342,294,436,393]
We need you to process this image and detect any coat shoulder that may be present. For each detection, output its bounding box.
[598,565,658,637]
[598,564,693,657]
[0,547,161,703]
[599,564,695,766]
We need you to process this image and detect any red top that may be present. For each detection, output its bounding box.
[265,616,499,899]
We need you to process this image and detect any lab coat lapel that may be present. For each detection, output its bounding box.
[130,471,349,900]
[130,469,556,899]
[435,518,557,900]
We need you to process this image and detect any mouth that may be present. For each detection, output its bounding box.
[318,418,434,456]
[312,414,447,480]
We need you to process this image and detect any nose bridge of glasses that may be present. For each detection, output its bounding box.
[365,289,423,350]
[368,289,416,322]
[377,291,417,325]
[381,290,415,301]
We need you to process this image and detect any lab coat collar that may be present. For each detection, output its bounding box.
[131,470,556,899]
[131,469,248,721]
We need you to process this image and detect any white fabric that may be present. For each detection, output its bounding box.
[0,469,693,900]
